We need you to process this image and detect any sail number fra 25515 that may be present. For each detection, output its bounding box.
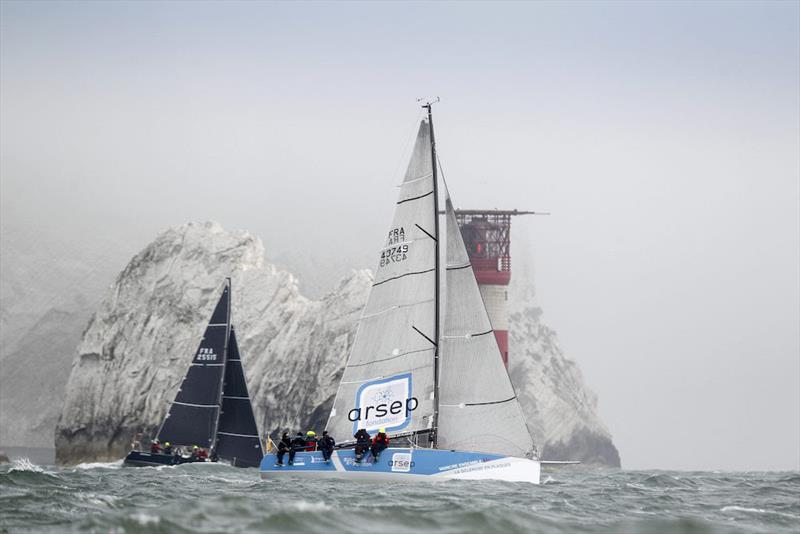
[196,348,217,361]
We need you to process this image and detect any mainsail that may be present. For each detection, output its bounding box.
[437,195,536,458]
[326,120,438,441]
[158,281,230,448]
[215,327,264,467]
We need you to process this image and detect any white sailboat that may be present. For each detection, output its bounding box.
[260,104,542,484]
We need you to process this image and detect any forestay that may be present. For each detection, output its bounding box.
[216,327,264,467]
[158,282,230,448]
[437,195,536,458]
[326,121,437,441]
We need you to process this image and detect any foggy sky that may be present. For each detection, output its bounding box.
[1,1,798,470]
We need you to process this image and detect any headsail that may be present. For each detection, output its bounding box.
[215,327,264,467]
[437,195,536,458]
[326,120,438,442]
[158,281,230,448]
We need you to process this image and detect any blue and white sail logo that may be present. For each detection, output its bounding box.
[349,373,418,434]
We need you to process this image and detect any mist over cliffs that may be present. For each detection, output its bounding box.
[54,222,620,466]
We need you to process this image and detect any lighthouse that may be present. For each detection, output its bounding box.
[453,209,543,367]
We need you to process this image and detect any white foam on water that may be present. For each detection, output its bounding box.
[78,492,121,507]
[206,475,252,485]
[722,506,768,514]
[146,464,177,471]
[73,460,123,470]
[290,501,332,512]
[721,506,799,519]
[9,458,45,473]
[130,512,161,526]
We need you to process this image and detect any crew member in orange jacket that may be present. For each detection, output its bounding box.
[305,431,318,451]
[371,428,389,460]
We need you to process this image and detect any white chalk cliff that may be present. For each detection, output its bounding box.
[55,222,619,466]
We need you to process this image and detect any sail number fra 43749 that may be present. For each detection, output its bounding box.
[380,244,409,267]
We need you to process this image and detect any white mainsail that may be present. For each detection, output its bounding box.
[326,121,438,441]
[437,195,536,458]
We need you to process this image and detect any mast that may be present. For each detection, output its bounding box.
[423,100,441,448]
[210,277,232,452]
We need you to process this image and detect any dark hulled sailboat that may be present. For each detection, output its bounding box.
[124,279,264,468]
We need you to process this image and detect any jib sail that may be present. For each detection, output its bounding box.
[437,194,536,458]
[215,327,264,467]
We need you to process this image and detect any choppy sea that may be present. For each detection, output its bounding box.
[0,451,798,534]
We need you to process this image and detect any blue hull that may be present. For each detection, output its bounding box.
[259,447,540,484]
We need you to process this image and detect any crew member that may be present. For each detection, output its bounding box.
[276,432,292,466]
[371,428,389,460]
[190,445,200,462]
[353,428,371,463]
[318,431,335,463]
[289,432,306,465]
[197,447,209,461]
[163,442,173,455]
[131,432,143,451]
[305,431,317,451]
[150,439,162,454]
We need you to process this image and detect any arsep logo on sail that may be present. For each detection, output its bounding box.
[350,373,418,433]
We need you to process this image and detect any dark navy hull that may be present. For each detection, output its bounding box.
[123,451,177,467]
[123,451,217,467]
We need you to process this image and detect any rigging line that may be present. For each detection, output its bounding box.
[440,396,517,408]
[397,172,433,186]
[446,263,472,271]
[339,362,434,384]
[372,267,435,287]
[171,401,221,408]
[442,329,493,339]
[437,153,448,188]
[415,223,437,242]
[217,431,260,438]
[396,190,433,205]
[412,325,438,347]
[346,347,432,368]
[359,298,434,321]
[389,108,426,184]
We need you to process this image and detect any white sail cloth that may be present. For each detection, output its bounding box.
[437,195,536,458]
[326,121,437,440]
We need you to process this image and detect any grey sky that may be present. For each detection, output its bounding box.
[1,1,798,470]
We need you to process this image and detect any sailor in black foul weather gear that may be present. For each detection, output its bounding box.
[276,432,291,466]
[289,432,305,465]
[353,428,371,463]
[371,428,389,460]
[319,431,335,462]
